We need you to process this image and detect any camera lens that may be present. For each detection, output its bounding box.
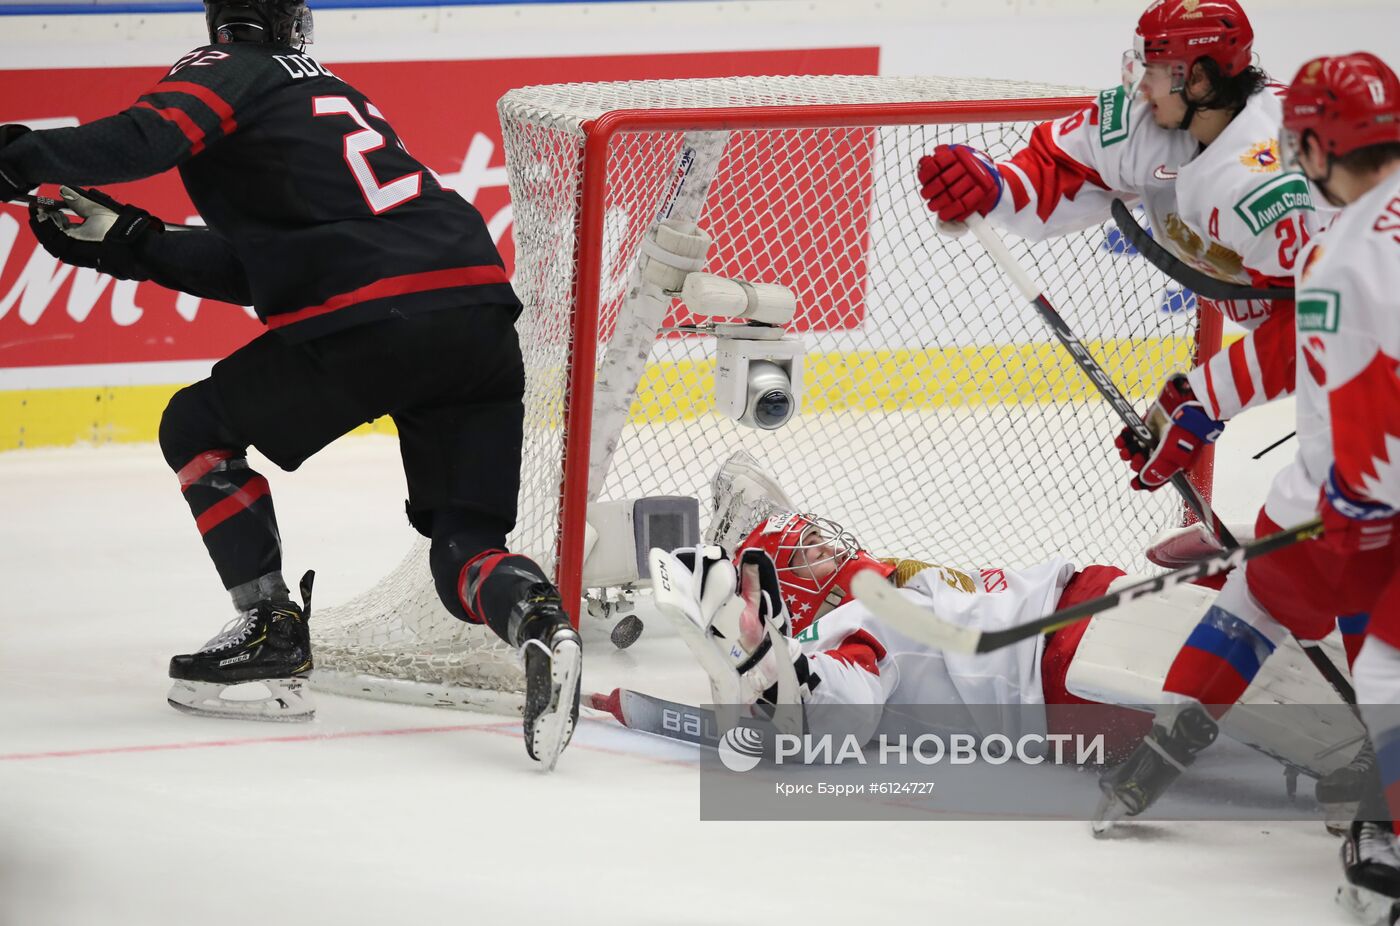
[753,389,792,429]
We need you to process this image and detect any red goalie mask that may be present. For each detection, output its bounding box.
[737,512,894,634]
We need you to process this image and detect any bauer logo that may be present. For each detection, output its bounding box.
[717,726,765,772]
[1233,174,1315,234]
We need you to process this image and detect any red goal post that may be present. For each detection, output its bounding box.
[552,89,1223,622]
[308,76,1222,711]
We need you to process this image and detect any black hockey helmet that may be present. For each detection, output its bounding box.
[204,0,313,47]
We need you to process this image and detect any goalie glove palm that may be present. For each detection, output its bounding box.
[650,546,808,719]
[1116,374,1224,492]
[28,185,163,279]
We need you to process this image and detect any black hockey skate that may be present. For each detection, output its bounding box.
[167,571,316,722]
[513,586,582,772]
[1093,704,1218,835]
[1319,740,1379,836]
[1338,820,1400,924]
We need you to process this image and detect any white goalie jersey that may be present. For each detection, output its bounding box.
[795,557,1075,744]
[983,85,1321,421]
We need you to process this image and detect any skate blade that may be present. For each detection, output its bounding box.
[166,678,316,723]
[1091,792,1130,838]
[529,636,582,773]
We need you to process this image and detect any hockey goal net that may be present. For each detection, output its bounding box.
[310,75,1220,712]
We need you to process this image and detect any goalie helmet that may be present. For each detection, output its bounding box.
[737,512,894,634]
[1123,0,1254,95]
[204,0,313,47]
[1282,53,1400,166]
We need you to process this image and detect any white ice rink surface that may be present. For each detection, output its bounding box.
[1,397,1358,926]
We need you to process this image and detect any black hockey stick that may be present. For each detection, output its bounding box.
[852,517,1324,656]
[964,216,1354,703]
[964,215,1237,550]
[1106,204,1356,699]
[1109,199,1293,302]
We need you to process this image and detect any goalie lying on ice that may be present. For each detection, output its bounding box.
[652,484,1360,780]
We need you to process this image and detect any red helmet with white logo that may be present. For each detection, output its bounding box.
[1124,0,1254,94]
[737,512,894,634]
[1282,53,1400,165]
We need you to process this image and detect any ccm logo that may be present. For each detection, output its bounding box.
[1187,36,1219,45]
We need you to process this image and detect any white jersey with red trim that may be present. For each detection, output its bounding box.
[1300,170,1400,510]
[984,86,1321,421]
[794,557,1075,743]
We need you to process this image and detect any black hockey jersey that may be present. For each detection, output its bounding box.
[1,43,519,340]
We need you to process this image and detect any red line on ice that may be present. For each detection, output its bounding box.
[0,722,517,762]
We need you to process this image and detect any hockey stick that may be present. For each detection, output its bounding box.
[852,517,1324,656]
[588,687,719,747]
[964,214,1237,550]
[1109,199,1293,302]
[965,215,1354,703]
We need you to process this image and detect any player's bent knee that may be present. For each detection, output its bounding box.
[159,381,229,471]
[428,509,511,623]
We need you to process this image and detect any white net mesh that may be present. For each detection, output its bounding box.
[311,75,1210,710]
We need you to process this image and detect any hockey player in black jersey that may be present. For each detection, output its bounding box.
[0,0,581,769]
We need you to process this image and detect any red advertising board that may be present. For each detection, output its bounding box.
[0,46,878,373]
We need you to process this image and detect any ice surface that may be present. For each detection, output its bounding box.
[0,397,1355,925]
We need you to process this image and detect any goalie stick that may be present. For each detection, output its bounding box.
[851,516,1324,656]
[964,214,1236,550]
[1109,199,1293,302]
[588,687,719,747]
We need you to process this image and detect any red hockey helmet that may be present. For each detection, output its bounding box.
[1123,0,1255,94]
[737,512,894,634]
[1282,53,1400,167]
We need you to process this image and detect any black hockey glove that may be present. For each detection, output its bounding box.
[29,186,164,280]
[0,124,35,204]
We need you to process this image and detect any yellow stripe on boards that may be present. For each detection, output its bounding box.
[1,336,1205,451]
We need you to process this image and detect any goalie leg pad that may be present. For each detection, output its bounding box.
[1066,574,1364,778]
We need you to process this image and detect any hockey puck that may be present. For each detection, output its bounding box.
[610,614,644,649]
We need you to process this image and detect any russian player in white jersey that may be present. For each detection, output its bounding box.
[918,0,1320,476]
[1277,53,1400,923]
[728,512,1148,759]
[647,454,1356,780]
[917,0,1369,832]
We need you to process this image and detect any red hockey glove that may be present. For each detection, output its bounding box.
[1319,466,1399,559]
[916,144,1002,224]
[1116,374,1224,492]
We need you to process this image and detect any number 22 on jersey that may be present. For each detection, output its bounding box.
[312,96,422,215]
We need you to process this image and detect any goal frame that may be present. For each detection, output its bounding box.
[555,96,1224,622]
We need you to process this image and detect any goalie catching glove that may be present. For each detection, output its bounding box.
[649,545,814,724]
[1116,374,1224,492]
[28,185,164,279]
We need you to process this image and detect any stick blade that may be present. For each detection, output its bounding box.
[851,571,982,654]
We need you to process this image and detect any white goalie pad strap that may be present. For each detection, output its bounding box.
[1065,578,1363,776]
